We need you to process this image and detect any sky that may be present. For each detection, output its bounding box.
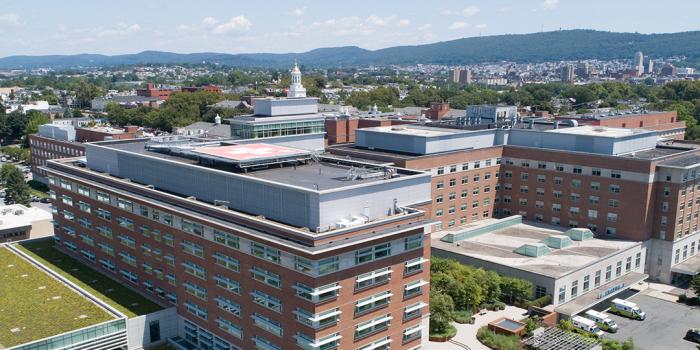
[0,0,698,57]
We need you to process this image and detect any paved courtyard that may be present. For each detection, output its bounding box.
[606,292,700,350]
[429,305,528,350]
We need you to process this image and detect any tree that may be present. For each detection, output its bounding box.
[500,276,533,303]
[429,292,454,334]
[22,111,49,146]
[73,79,101,108]
[690,274,700,296]
[1,164,30,206]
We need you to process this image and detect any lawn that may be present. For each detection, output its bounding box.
[0,246,114,348]
[17,239,163,318]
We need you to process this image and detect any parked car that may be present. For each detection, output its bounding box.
[685,329,700,343]
[39,197,51,203]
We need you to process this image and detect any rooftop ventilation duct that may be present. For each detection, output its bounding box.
[514,243,552,257]
[564,228,594,241]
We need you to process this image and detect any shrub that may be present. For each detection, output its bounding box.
[476,326,521,350]
[454,310,473,324]
[429,324,457,341]
[526,295,553,309]
[495,301,506,310]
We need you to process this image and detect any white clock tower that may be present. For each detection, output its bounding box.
[287,60,307,98]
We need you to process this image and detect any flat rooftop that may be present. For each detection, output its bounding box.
[192,143,310,162]
[361,125,470,137]
[0,204,52,230]
[78,126,126,134]
[0,245,115,348]
[658,154,700,169]
[544,125,652,138]
[432,219,640,279]
[102,139,419,191]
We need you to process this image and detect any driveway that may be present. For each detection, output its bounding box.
[606,293,700,350]
[429,305,528,350]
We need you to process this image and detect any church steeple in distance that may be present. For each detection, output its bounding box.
[287,60,307,98]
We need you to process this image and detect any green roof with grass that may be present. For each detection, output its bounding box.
[0,246,114,348]
[17,239,163,318]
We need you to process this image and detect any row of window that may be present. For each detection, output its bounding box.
[556,252,642,304]
[51,179,425,277]
[503,158,623,179]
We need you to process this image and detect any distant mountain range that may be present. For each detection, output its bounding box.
[1,30,699,69]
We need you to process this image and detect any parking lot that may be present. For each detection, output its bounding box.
[605,294,700,349]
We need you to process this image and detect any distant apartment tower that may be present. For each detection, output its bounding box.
[645,57,654,75]
[459,68,472,84]
[450,67,462,83]
[561,65,575,83]
[661,64,677,77]
[634,51,644,76]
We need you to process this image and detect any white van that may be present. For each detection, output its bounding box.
[572,315,604,337]
[585,310,618,333]
[610,298,646,320]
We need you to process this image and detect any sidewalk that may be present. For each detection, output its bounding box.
[429,305,528,350]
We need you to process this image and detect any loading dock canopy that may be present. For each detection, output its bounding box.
[671,255,700,275]
[554,272,648,317]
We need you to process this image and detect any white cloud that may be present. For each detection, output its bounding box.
[398,19,410,28]
[449,21,467,30]
[417,23,432,31]
[475,23,487,29]
[462,6,480,17]
[213,15,252,34]
[202,17,218,26]
[542,0,560,9]
[290,7,305,16]
[498,6,512,12]
[96,23,142,38]
[0,13,21,26]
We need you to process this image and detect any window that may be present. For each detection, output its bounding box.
[355,243,391,264]
[215,274,241,294]
[595,270,601,287]
[355,291,391,315]
[404,279,427,298]
[356,267,391,290]
[558,286,566,303]
[96,191,110,203]
[591,168,601,176]
[184,301,208,320]
[437,167,444,175]
[215,296,241,317]
[78,185,90,196]
[253,336,281,350]
[251,266,281,288]
[213,252,240,272]
[573,167,582,174]
[403,324,423,343]
[635,252,641,268]
[216,317,242,339]
[294,282,340,303]
[609,184,621,193]
[404,257,426,275]
[214,230,240,249]
[181,219,204,236]
[118,234,136,249]
[252,290,282,313]
[252,313,283,337]
[588,210,598,219]
[355,314,391,339]
[626,256,632,272]
[251,243,281,264]
[96,208,112,221]
[182,260,206,279]
[616,261,622,277]
[181,240,205,258]
[591,181,601,190]
[611,170,621,179]
[436,181,444,189]
[116,216,134,231]
[571,179,582,188]
[607,213,618,222]
[405,234,423,250]
[605,265,612,282]
[117,198,133,212]
[183,281,208,300]
[583,275,590,292]
[571,280,578,298]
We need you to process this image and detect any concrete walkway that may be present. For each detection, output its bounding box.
[429,305,528,350]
